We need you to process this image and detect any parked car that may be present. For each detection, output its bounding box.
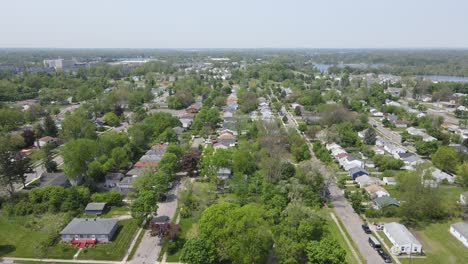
[375,223,385,230]
[362,224,372,234]
[377,249,392,263]
[368,235,381,249]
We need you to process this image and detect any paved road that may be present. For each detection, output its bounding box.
[270,91,385,264]
[329,184,385,264]
[369,118,417,153]
[128,184,180,264]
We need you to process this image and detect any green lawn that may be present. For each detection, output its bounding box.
[127,227,144,261]
[0,213,77,259]
[408,219,468,264]
[77,219,138,261]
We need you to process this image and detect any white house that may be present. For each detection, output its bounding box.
[383,177,397,186]
[364,185,390,199]
[372,146,385,155]
[384,144,406,155]
[355,176,381,188]
[432,169,455,183]
[35,136,59,148]
[450,222,468,248]
[383,222,422,255]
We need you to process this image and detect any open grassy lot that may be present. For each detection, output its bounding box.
[0,213,76,259]
[77,219,138,261]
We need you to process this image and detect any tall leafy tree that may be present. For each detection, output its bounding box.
[43,113,58,137]
[61,138,98,183]
[306,237,346,264]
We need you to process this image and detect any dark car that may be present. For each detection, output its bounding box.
[362,224,372,234]
[377,249,392,263]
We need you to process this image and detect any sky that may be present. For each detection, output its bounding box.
[1,0,468,49]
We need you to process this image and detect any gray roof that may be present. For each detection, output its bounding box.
[85,202,106,211]
[126,167,146,177]
[384,222,421,246]
[374,196,400,208]
[451,222,468,239]
[349,167,368,175]
[60,218,118,235]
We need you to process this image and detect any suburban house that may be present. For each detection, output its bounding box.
[460,191,468,205]
[354,175,380,188]
[84,203,107,215]
[393,120,409,128]
[217,168,231,180]
[117,177,136,195]
[349,167,369,180]
[394,152,421,166]
[432,169,455,183]
[186,102,202,113]
[373,196,400,209]
[218,132,236,147]
[383,177,398,186]
[372,146,385,155]
[105,172,124,188]
[384,143,406,155]
[35,136,59,148]
[342,157,365,171]
[387,87,402,97]
[383,222,423,255]
[60,218,119,243]
[364,185,390,199]
[179,114,194,128]
[449,222,468,248]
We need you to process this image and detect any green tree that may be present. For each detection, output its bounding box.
[130,190,158,222]
[103,112,120,127]
[432,146,460,173]
[60,111,96,141]
[61,139,98,183]
[415,140,439,156]
[180,236,217,264]
[43,113,58,137]
[363,128,376,145]
[306,237,346,264]
[456,162,468,187]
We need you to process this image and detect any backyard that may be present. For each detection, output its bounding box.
[0,213,77,259]
[77,219,139,261]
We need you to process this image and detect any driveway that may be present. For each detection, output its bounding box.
[127,183,180,264]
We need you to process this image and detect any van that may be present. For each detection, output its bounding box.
[368,235,381,249]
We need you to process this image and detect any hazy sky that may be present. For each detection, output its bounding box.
[1,0,468,48]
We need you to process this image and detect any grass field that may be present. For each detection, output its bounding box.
[0,213,76,259]
[77,219,138,261]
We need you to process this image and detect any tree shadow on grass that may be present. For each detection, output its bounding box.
[0,245,16,257]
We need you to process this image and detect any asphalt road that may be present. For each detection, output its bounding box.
[274,96,385,264]
[128,184,180,264]
[329,184,386,264]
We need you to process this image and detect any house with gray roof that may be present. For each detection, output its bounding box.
[348,167,369,180]
[383,222,422,255]
[374,196,400,209]
[450,222,468,247]
[60,218,119,242]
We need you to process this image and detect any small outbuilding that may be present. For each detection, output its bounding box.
[85,202,107,215]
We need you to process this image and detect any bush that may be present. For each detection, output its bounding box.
[91,191,123,206]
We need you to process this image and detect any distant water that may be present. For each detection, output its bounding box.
[417,75,468,83]
[314,64,333,72]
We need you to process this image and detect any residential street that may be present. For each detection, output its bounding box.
[279,100,385,264]
[127,183,180,264]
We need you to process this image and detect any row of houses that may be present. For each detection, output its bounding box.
[104,143,168,195]
[326,143,370,180]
